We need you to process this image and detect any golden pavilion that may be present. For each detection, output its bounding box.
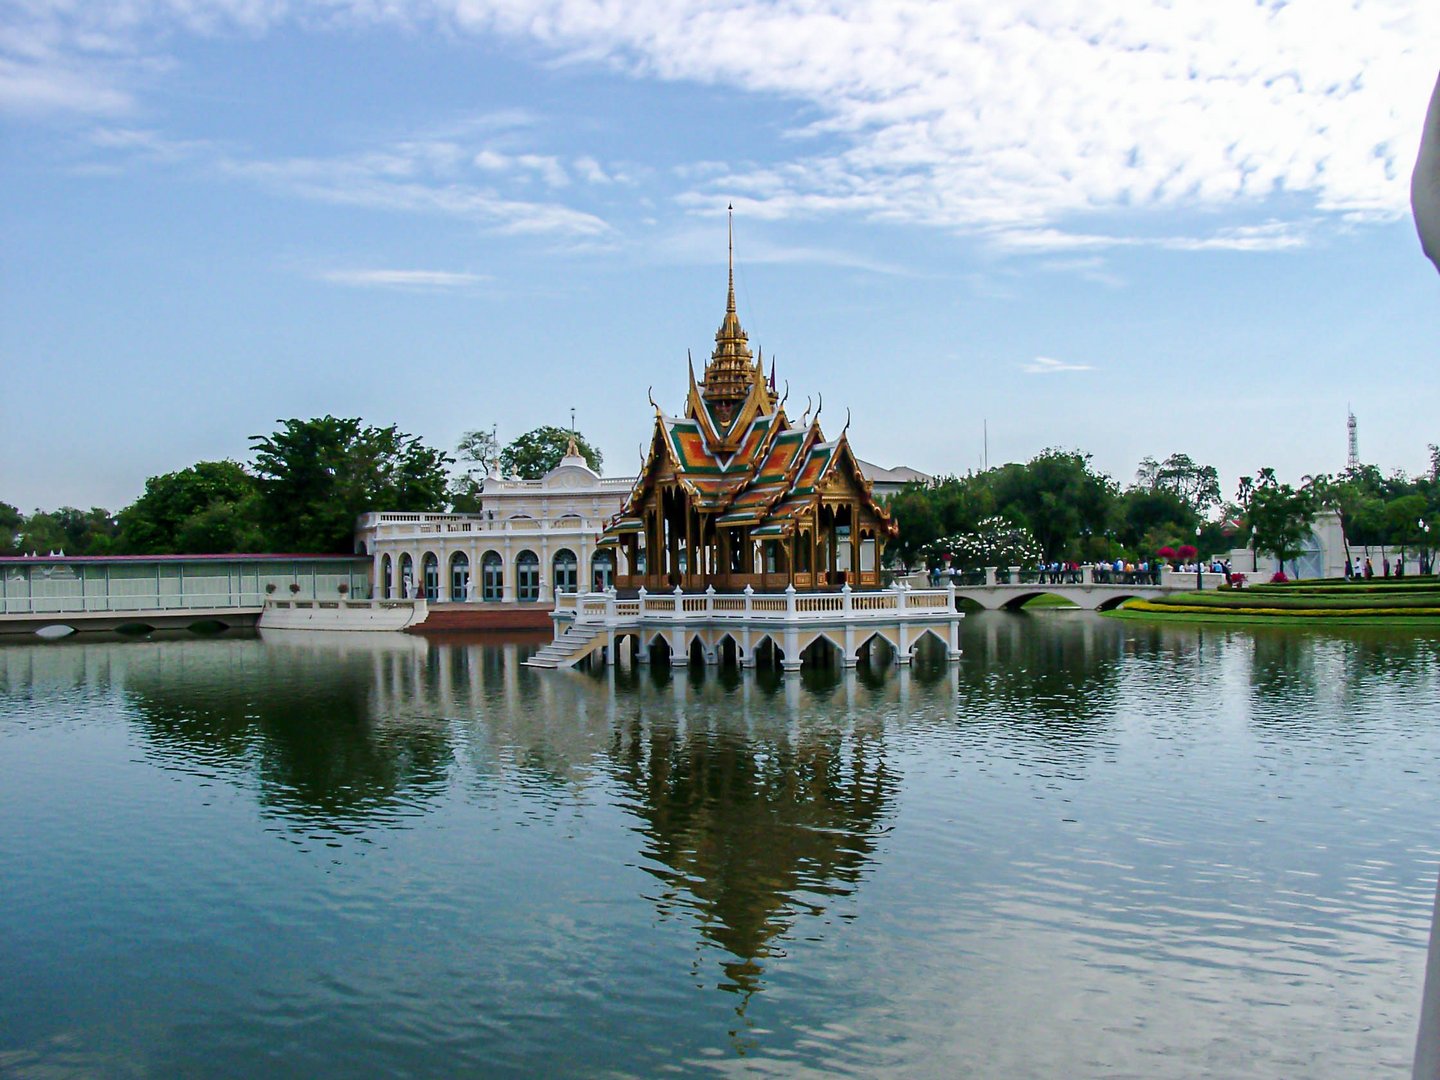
[599,218,898,593]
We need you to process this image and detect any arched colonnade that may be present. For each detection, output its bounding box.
[375,544,616,602]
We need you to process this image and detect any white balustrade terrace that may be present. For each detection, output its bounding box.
[555,582,958,628]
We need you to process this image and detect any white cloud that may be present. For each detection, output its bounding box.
[10,0,1438,248]
[0,56,131,115]
[315,268,486,289]
[224,153,610,234]
[1021,356,1095,375]
[82,124,614,237]
[440,0,1437,241]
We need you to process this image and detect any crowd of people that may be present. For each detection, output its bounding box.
[1344,554,1429,579]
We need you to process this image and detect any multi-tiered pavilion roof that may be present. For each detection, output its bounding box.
[600,217,897,592]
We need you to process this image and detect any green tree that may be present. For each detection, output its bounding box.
[1134,452,1222,518]
[1247,472,1317,578]
[14,507,117,556]
[885,481,943,567]
[450,426,499,512]
[1114,487,1197,556]
[16,511,65,556]
[499,426,602,479]
[0,501,20,555]
[250,416,452,553]
[57,507,119,555]
[117,461,260,554]
[990,449,1116,561]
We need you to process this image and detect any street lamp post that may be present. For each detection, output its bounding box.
[1250,527,1258,572]
[1196,525,1204,590]
[1423,519,1433,575]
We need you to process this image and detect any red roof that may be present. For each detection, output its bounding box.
[0,553,368,565]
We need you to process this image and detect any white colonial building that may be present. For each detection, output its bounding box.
[355,444,634,604]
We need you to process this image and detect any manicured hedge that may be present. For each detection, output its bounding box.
[1125,598,1440,618]
[1143,590,1440,612]
[1247,578,1439,596]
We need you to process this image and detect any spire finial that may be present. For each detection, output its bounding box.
[727,203,736,315]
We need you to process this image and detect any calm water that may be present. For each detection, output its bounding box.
[3,614,1439,1078]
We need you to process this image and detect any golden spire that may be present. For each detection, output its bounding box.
[727,203,736,316]
[704,203,754,417]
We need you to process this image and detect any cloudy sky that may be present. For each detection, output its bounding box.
[3,0,1437,514]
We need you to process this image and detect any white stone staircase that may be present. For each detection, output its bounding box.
[522,623,607,669]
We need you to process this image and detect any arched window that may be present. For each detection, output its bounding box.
[481,551,503,602]
[591,550,615,592]
[400,553,415,598]
[552,549,577,596]
[449,551,470,601]
[422,553,440,601]
[380,554,393,599]
[516,550,540,602]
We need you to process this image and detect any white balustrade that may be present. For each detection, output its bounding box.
[555,584,956,628]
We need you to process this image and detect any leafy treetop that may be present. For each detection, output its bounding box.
[250,416,451,553]
[498,426,602,479]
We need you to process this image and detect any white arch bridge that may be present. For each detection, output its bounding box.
[948,566,1226,611]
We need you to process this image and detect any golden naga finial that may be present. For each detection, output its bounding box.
[648,386,660,414]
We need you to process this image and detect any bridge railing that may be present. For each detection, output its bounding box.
[1090,568,1162,586]
[999,568,1087,586]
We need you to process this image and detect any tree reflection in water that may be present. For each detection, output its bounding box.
[119,631,454,828]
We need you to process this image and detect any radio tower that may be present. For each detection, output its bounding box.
[1347,408,1359,471]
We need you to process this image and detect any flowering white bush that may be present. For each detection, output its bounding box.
[922,517,1042,569]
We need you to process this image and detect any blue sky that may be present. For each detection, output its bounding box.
[3,1,1437,515]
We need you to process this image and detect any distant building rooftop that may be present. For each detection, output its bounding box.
[855,460,932,495]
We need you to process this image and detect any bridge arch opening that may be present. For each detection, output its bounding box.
[645,633,671,668]
[1096,595,1139,611]
[752,636,783,670]
[800,635,841,669]
[998,591,1080,612]
[856,630,896,667]
[688,636,709,668]
[716,633,740,666]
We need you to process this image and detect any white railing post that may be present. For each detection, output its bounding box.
[841,582,852,615]
[744,583,753,617]
[946,578,955,610]
[984,566,998,586]
[785,583,796,619]
[637,586,647,617]
[1082,564,1094,585]
[705,584,715,615]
